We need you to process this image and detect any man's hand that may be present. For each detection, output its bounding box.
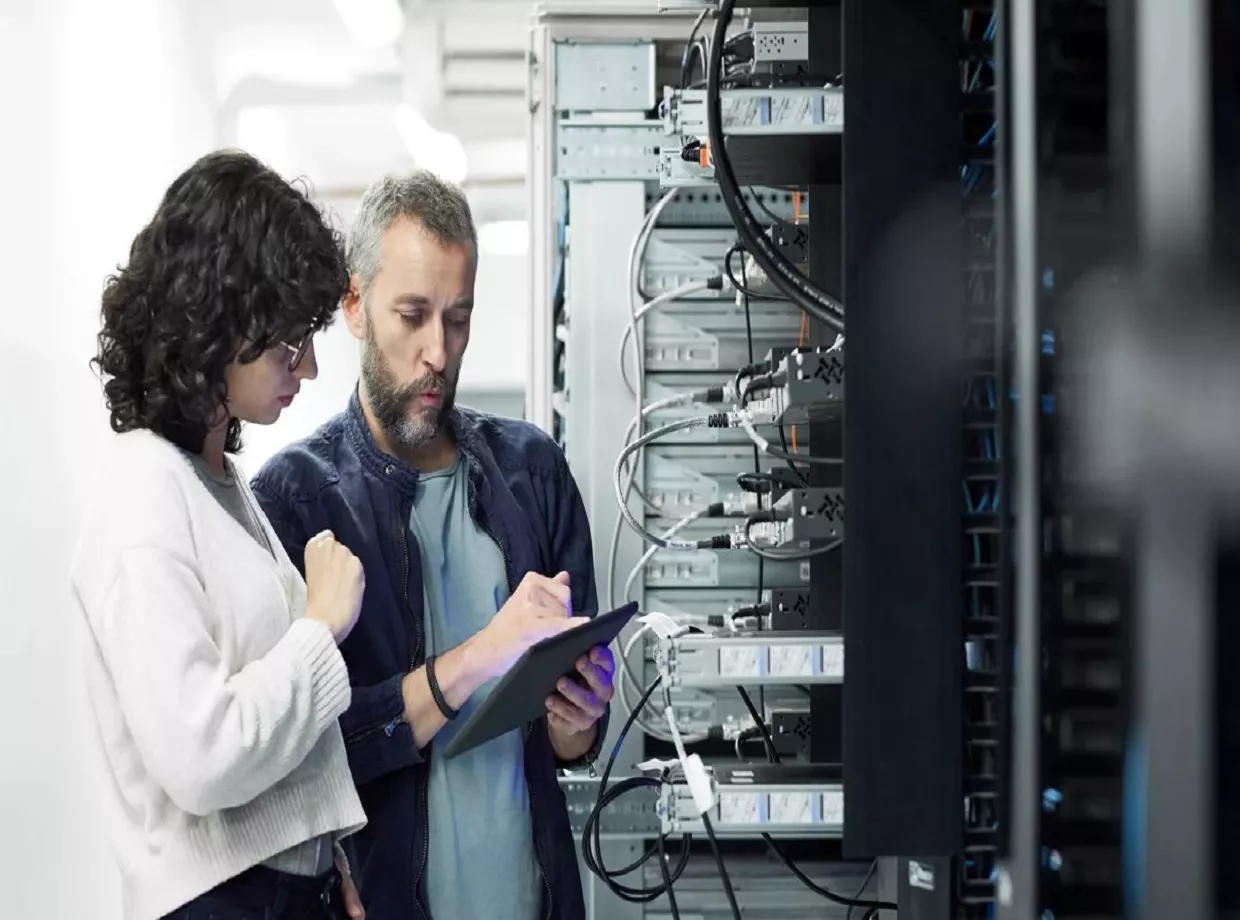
[474,571,589,681]
[546,644,614,760]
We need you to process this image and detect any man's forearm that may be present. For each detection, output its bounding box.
[401,634,492,748]
[548,720,598,763]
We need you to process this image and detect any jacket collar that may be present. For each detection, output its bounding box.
[344,387,487,498]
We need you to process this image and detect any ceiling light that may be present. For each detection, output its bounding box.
[393,105,469,184]
[332,0,405,49]
[478,220,529,256]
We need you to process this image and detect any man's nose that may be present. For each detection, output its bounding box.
[421,318,447,373]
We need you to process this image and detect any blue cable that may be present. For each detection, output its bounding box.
[978,122,997,146]
[984,10,997,42]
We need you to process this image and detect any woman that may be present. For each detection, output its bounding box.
[70,150,368,920]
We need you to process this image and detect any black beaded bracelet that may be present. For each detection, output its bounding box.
[425,654,459,721]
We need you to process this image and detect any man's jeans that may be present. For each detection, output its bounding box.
[161,865,351,919]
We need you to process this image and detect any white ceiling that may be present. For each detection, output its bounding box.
[204,0,536,221]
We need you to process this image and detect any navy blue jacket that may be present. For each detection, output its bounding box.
[250,391,605,920]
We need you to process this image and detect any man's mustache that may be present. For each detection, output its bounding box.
[403,373,448,398]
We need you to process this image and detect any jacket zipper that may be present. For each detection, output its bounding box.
[476,511,511,596]
[399,501,432,920]
[415,774,431,920]
[398,499,423,670]
[481,502,552,920]
[524,748,554,920]
[342,714,406,745]
[346,501,421,747]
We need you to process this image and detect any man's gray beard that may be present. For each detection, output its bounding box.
[360,317,453,451]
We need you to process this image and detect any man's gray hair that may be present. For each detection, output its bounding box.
[347,169,477,297]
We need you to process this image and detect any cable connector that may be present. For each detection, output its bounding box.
[741,372,788,405]
[740,511,782,551]
[731,602,771,620]
[739,404,778,428]
[695,533,733,550]
[704,499,748,518]
[692,385,728,405]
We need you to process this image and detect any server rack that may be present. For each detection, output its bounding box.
[1000,0,1134,916]
[999,1,1236,919]
[527,5,872,919]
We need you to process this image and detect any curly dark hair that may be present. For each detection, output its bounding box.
[93,149,348,454]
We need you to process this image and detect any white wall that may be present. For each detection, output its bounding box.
[0,1,216,916]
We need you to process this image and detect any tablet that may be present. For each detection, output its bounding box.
[441,601,641,760]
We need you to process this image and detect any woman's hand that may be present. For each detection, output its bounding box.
[336,846,365,919]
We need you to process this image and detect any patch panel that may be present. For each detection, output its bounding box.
[655,631,842,687]
[563,778,661,837]
[665,86,845,137]
[660,764,844,837]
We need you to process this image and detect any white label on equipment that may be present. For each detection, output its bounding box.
[718,791,765,824]
[769,791,813,825]
[820,643,845,678]
[768,645,813,677]
[718,646,762,678]
[909,860,936,891]
[819,789,844,827]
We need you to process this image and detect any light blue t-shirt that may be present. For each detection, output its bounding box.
[410,454,542,920]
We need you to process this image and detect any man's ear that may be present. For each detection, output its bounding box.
[341,275,366,341]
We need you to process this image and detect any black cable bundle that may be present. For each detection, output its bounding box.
[736,688,898,915]
[580,675,692,910]
[706,0,845,332]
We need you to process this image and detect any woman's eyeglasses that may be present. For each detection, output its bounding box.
[282,335,313,372]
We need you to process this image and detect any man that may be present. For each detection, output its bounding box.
[251,170,614,920]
